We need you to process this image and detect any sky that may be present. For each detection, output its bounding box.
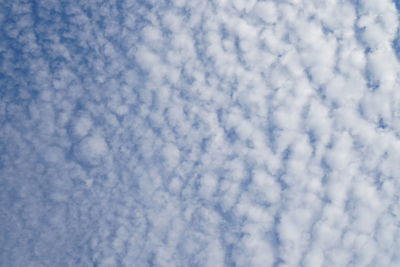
[1,0,400,266]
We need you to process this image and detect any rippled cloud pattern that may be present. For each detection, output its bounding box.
[2,0,400,266]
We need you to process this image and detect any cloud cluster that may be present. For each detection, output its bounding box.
[1,0,400,266]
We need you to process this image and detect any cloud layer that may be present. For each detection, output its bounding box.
[1,0,400,266]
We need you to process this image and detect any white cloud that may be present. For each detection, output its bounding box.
[75,134,109,166]
[74,115,93,137]
[2,0,400,266]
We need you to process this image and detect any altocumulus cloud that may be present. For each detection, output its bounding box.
[1,0,400,266]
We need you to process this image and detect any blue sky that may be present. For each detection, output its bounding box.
[1,0,400,266]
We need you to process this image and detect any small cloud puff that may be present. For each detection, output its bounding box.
[75,134,108,166]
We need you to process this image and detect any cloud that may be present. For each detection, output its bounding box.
[1,0,400,266]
